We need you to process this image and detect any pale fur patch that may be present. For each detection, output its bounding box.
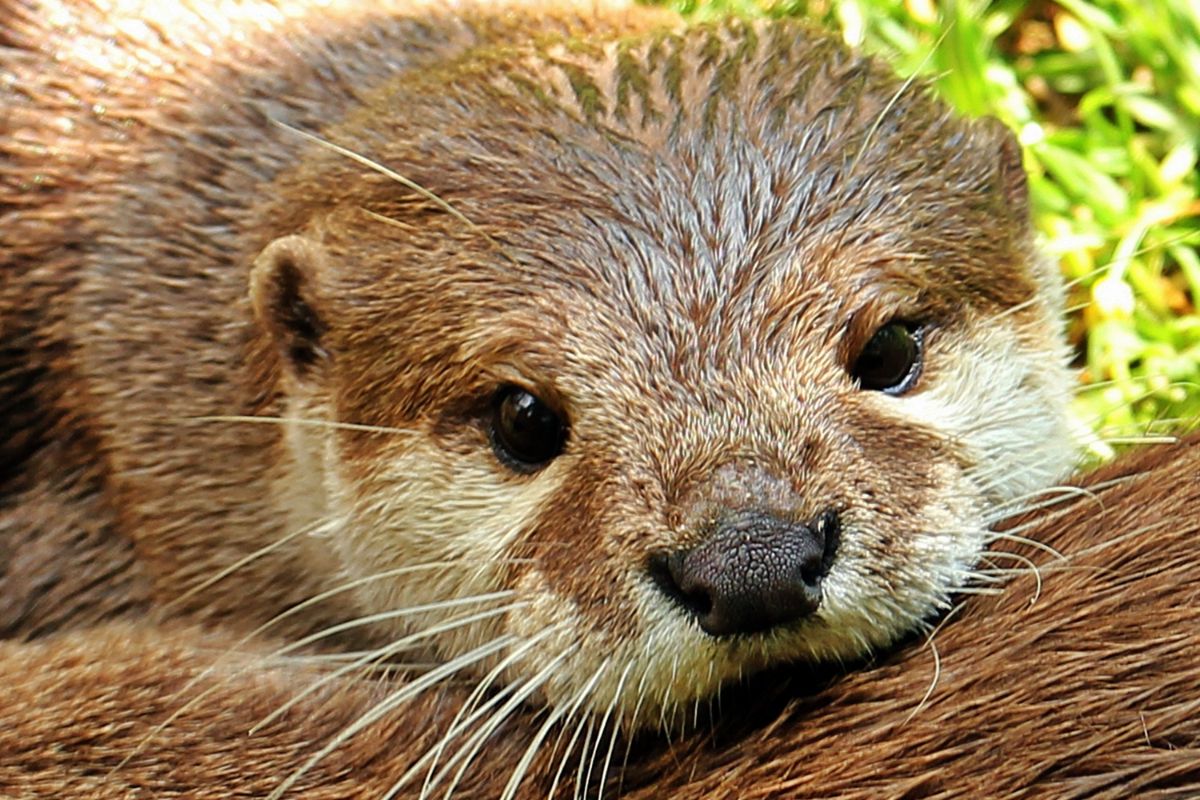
[899,319,1078,505]
[324,430,568,659]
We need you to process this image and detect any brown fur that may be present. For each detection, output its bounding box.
[1,436,1196,797]
[2,2,1079,721]
[3,0,1166,795]
[0,0,672,640]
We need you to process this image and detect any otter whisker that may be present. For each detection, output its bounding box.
[160,514,335,615]
[185,413,417,437]
[582,663,623,799]
[398,623,567,799]
[902,600,968,724]
[971,550,1045,603]
[262,650,437,668]
[114,514,350,772]
[266,633,520,800]
[254,600,525,734]
[110,653,257,775]
[495,659,608,800]
[1065,519,1174,563]
[850,28,950,174]
[1096,433,1182,447]
[594,661,636,800]
[258,561,529,640]
[119,560,512,769]
[363,207,413,230]
[990,288,1061,323]
[547,665,609,800]
[953,419,1080,465]
[947,585,1004,597]
[117,597,498,782]
[970,448,1076,484]
[970,550,1072,582]
[649,650,686,739]
[991,481,1133,530]
[983,529,1067,563]
[983,483,1105,526]
[438,645,582,800]
[572,715,599,800]
[904,634,943,725]
[616,669,652,799]
[1051,231,1198,301]
[264,590,517,661]
[272,120,479,231]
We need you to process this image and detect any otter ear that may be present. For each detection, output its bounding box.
[250,234,331,378]
[981,116,1030,221]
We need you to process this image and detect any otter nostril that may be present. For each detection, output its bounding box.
[648,509,841,638]
[682,585,713,617]
[647,552,713,618]
[818,510,841,576]
[648,554,707,620]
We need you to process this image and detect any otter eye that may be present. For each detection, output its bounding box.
[491,386,567,472]
[851,322,923,394]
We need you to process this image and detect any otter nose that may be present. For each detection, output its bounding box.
[650,510,841,637]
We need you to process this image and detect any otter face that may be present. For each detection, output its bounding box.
[250,18,1076,731]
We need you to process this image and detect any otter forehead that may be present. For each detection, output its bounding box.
[285,18,1038,328]
[302,19,1044,501]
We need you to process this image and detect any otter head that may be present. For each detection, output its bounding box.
[249,18,1076,730]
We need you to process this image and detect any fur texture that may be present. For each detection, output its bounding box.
[7,1,1170,797]
[1,0,1082,735]
[0,436,1196,798]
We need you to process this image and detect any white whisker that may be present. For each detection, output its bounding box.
[266,634,519,800]
[272,120,479,231]
[572,715,597,800]
[253,600,522,734]
[903,601,964,724]
[595,661,635,800]
[161,515,333,614]
[396,624,566,800]
[548,671,606,800]
[616,670,652,799]
[267,590,517,662]
[185,413,416,436]
[498,660,607,800]
[439,645,580,800]
[850,32,949,173]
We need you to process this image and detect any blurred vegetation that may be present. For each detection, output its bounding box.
[652,0,1200,457]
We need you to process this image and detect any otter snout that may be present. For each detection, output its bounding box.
[649,510,841,637]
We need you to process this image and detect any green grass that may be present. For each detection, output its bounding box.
[652,0,1200,456]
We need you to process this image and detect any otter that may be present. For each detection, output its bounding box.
[3,436,1196,798]
[2,0,1077,763]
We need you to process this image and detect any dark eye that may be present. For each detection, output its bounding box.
[851,322,924,394]
[491,386,567,472]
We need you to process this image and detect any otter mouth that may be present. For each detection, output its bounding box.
[646,510,842,638]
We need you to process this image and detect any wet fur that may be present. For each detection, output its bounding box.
[0,0,1148,795]
[2,0,1082,736]
[1,436,1196,797]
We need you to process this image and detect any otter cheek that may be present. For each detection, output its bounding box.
[329,437,565,654]
[889,322,1077,507]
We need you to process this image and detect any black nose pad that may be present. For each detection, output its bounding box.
[649,510,841,637]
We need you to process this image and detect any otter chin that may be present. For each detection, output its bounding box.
[2,1,1076,732]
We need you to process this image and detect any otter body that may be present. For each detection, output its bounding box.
[3,0,1077,756]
